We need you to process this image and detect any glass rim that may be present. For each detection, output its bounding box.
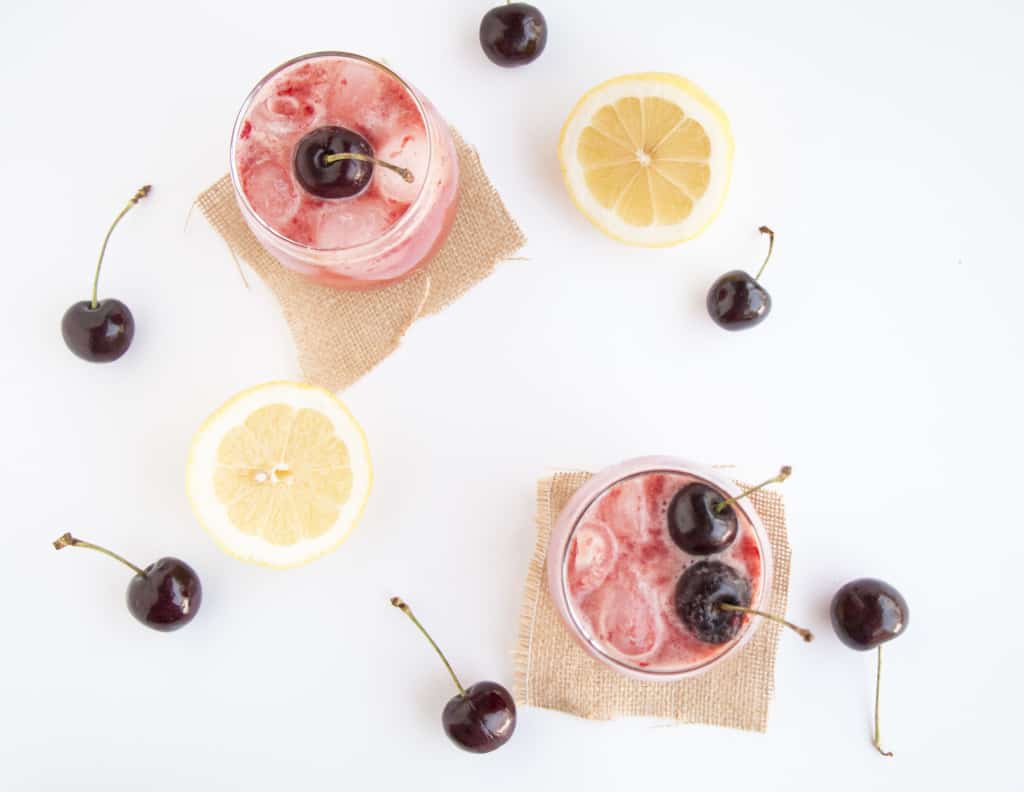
[228,50,435,254]
[549,456,775,681]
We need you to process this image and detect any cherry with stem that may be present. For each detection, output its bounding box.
[707,225,777,330]
[390,596,516,753]
[293,126,414,200]
[668,466,791,557]
[61,185,150,362]
[53,531,201,632]
[830,577,908,757]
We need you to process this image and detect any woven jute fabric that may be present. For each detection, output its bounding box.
[514,471,792,732]
[196,131,525,391]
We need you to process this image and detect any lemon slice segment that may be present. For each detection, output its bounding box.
[187,382,372,568]
[559,73,733,247]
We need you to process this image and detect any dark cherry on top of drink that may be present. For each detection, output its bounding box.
[670,468,812,646]
[669,467,792,555]
[293,126,415,200]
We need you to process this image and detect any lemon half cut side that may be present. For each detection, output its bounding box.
[187,381,372,568]
[559,73,734,247]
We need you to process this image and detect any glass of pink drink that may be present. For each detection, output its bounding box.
[546,457,773,681]
[230,52,460,289]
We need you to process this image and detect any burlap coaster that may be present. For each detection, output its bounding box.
[196,131,525,391]
[515,471,792,732]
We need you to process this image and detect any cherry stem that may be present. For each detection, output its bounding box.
[717,603,813,641]
[390,597,466,696]
[715,466,792,514]
[322,152,415,184]
[754,225,775,281]
[91,185,151,309]
[52,532,146,577]
[874,645,894,757]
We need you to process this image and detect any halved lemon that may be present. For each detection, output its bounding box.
[559,73,734,247]
[186,382,372,568]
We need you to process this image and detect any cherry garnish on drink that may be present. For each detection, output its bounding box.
[674,560,813,644]
[831,578,909,757]
[707,225,776,330]
[53,532,201,632]
[674,560,751,644]
[293,126,414,199]
[390,597,516,753]
[669,466,792,555]
[479,3,548,67]
[61,185,149,362]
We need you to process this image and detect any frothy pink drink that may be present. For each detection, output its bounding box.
[230,52,459,289]
[549,460,770,678]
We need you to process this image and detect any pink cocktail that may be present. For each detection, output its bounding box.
[230,52,459,289]
[547,457,773,681]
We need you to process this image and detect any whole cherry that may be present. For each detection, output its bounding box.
[62,186,150,362]
[668,467,792,555]
[674,559,812,645]
[53,532,201,632]
[391,597,516,753]
[707,225,777,330]
[479,3,548,67]
[831,578,909,757]
[293,126,414,199]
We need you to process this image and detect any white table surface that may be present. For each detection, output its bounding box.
[4,1,1022,789]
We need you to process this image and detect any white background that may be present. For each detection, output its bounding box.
[3,1,1022,789]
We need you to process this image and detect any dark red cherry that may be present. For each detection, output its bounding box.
[707,270,771,329]
[480,3,547,67]
[63,185,149,363]
[831,578,908,650]
[670,467,791,554]
[831,578,908,757]
[707,225,776,331]
[442,681,517,753]
[62,299,135,362]
[675,558,813,645]
[53,533,202,632]
[293,126,374,199]
[668,483,737,555]
[674,560,751,644]
[126,557,202,631]
[391,597,516,754]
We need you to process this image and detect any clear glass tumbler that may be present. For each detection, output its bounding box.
[545,456,774,681]
[230,51,460,290]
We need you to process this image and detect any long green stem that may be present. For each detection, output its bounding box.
[52,532,146,577]
[91,185,151,308]
[390,597,465,695]
[718,603,813,641]
[874,645,894,757]
[715,466,792,514]
[322,152,414,184]
[754,225,775,281]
